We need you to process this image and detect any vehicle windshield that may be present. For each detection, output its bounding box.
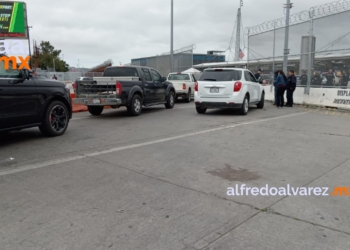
[199,70,242,81]
[103,67,139,77]
[0,58,22,78]
[168,74,190,80]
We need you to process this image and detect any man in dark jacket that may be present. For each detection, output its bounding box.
[311,71,322,87]
[325,69,334,87]
[341,70,349,89]
[300,71,307,86]
[255,69,262,83]
[286,70,297,107]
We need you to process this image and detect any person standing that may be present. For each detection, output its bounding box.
[273,71,278,105]
[326,69,334,87]
[341,70,349,89]
[311,71,322,86]
[274,70,287,108]
[286,70,297,107]
[255,69,263,83]
[300,71,308,86]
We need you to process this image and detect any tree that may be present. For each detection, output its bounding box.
[34,41,69,72]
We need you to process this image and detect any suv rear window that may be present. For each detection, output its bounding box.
[199,70,242,81]
[103,67,139,77]
[168,74,190,80]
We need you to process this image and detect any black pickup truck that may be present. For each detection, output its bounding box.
[73,66,176,116]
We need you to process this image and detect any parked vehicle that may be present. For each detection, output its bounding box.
[73,66,176,116]
[194,68,264,115]
[0,59,72,136]
[167,72,196,102]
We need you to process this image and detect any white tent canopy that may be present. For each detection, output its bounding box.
[182,68,201,73]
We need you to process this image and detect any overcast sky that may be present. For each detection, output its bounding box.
[20,0,332,68]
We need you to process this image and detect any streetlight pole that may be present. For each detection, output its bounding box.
[170,0,174,72]
[283,0,292,73]
[234,0,243,62]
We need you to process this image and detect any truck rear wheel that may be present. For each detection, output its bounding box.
[185,89,191,103]
[165,91,175,109]
[88,106,104,116]
[127,94,142,116]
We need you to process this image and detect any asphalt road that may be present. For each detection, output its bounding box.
[0,101,349,250]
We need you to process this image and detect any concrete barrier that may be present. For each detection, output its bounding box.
[263,85,350,110]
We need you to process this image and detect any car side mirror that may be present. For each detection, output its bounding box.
[258,79,263,84]
[21,69,31,80]
[161,77,167,82]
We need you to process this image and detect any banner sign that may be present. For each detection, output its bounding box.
[0,2,27,39]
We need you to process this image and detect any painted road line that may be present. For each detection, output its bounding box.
[0,112,308,177]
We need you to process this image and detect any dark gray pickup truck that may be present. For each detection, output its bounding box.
[73,66,176,116]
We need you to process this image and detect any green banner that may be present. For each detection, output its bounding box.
[0,1,27,39]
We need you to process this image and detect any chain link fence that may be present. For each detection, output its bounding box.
[246,0,350,90]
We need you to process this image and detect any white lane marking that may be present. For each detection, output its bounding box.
[0,112,307,176]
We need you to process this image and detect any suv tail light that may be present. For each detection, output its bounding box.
[183,83,186,90]
[116,82,122,95]
[234,82,242,92]
[73,82,77,92]
[194,82,198,92]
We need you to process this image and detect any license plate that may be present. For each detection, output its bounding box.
[210,87,219,93]
[93,99,100,104]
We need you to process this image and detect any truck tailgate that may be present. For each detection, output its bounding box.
[93,77,140,85]
[170,80,192,91]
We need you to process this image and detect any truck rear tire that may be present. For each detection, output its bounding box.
[185,89,191,103]
[127,94,142,116]
[165,91,175,109]
[88,106,104,116]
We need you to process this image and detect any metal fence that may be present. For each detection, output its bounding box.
[246,0,350,91]
[131,45,194,76]
[84,72,103,77]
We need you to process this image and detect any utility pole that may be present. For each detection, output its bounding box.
[234,0,243,61]
[26,26,32,69]
[283,0,292,73]
[170,0,174,72]
[272,21,276,73]
[306,10,314,94]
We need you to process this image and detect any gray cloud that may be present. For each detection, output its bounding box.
[25,0,330,68]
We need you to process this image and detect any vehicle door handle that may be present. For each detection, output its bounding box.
[145,84,148,86]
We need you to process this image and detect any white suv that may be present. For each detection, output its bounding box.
[194,68,265,115]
